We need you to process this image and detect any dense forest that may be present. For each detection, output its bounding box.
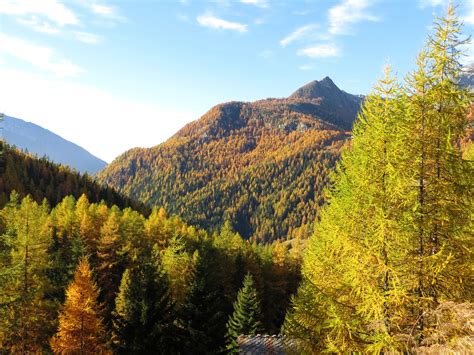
[0,145,149,214]
[98,78,360,243]
[0,193,301,353]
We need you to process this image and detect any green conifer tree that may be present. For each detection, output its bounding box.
[112,258,181,353]
[226,273,263,353]
[181,248,228,354]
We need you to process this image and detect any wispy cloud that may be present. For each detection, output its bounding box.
[0,33,83,77]
[280,24,319,47]
[281,0,377,62]
[461,5,474,25]
[240,0,269,8]
[299,64,314,70]
[328,0,378,35]
[17,16,60,34]
[0,0,79,26]
[197,13,247,33]
[297,43,341,58]
[88,2,125,23]
[73,31,102,44]
[418,0,448,8]
[91,3,114,16]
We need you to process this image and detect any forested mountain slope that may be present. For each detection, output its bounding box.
[98,77,362,242]
[0,145,148,214]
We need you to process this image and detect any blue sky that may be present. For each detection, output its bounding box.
[0,0,473,162]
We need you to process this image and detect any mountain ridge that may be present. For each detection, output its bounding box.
[3,116,107,174]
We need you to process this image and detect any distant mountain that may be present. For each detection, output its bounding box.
[459,63,474,91]
[2,116,107,174]
[98,77,362,242]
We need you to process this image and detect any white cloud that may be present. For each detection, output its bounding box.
[461,5,474,25]
[74,31,102,44]
[240,0,269,8]
[0,33,83,77]
[328,0,378,35]
[17,16,60,34]
[461,43,474,64]
[197,13,247,32]
[418,0,448,8]
[280,24,319,47]
[0,0,78,26]
[297,43,341,58]
[88,2,125,22]
[91,4,114,16]
[299,64,314,70]
[0,68,195,162]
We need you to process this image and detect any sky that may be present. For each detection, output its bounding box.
[0,0,473,162]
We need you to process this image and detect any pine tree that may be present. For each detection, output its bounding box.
[50,257,108,354]
[226,273,263,353]
[112,258,181,353]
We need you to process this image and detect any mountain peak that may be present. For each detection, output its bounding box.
[289,76,340,100]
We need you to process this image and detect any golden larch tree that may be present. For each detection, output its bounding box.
[51,257,108,354]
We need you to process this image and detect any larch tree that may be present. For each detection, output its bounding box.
[158,236,197,307]
[96,210,125,326]
[284,5,472,353]
[0,195,54,353]
[50,257,108,354]
[400,4,473,343]
[284,67,408,353]
[226,273,263,353]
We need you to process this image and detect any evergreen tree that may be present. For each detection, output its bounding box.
[50,257,108,354]
[112,258,181,354]
[181,248,228,354]
[226,273,263,353]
